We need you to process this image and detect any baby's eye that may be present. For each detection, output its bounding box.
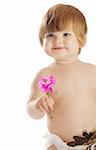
[63,33,71,37]
[46,33,54,38]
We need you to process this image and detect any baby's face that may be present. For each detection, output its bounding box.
[43,29,80,62]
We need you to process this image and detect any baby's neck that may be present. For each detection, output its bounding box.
[55,53,79,65]
[56,59,77,65]
[55,57,79,65]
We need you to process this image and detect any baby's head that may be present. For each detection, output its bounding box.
[39,4,87,54]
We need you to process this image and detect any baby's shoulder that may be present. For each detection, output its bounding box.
[84,62,96,78]
[86,63,96,71]
[34,66,54,81]
[82,62,96,71]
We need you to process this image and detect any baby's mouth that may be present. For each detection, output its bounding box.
[52,47,67,51]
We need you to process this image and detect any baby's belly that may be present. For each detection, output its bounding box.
[47,98,96,142]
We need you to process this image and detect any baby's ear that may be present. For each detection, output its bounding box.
[78,34,87,48]
[82,34,87,47]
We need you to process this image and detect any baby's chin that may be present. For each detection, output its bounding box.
[52,52,68,59]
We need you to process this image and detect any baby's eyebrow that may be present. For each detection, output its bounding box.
[63,32,72,34]
[45,32,54,35]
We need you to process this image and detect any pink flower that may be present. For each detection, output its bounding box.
[38,75,56,94]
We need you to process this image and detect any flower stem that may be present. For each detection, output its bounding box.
[50,111,53,119]
[46,93,53,119]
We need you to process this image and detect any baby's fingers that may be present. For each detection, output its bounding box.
[39,104,46,113]
[36,99,48,113]
[45,95,54,111]
[41,98,50,113]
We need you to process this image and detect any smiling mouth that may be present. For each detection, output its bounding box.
[52,47,67,51]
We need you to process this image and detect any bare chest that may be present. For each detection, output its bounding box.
[53,74,95,99]
[50,74,96,130]
[49,72,96,119]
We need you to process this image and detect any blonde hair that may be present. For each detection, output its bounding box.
[39,4,87,53]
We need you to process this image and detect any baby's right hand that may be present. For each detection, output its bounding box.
[35,94,54,114]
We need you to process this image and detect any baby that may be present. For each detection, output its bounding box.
[27,4,96,150]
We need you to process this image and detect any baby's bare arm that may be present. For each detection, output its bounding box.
[27,94,54,119]
[27,69,54,119]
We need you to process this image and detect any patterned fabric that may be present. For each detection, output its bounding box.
[67,131,96,150]
[44,131,96,150]
[86,143,96,150]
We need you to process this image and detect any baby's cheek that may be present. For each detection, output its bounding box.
[44,48,51,56]
[43,38,47,47]
[43,43,48,51]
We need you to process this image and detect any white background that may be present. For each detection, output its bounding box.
[0,0,96,150]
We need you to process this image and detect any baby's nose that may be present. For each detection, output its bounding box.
[54,37,64,45]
